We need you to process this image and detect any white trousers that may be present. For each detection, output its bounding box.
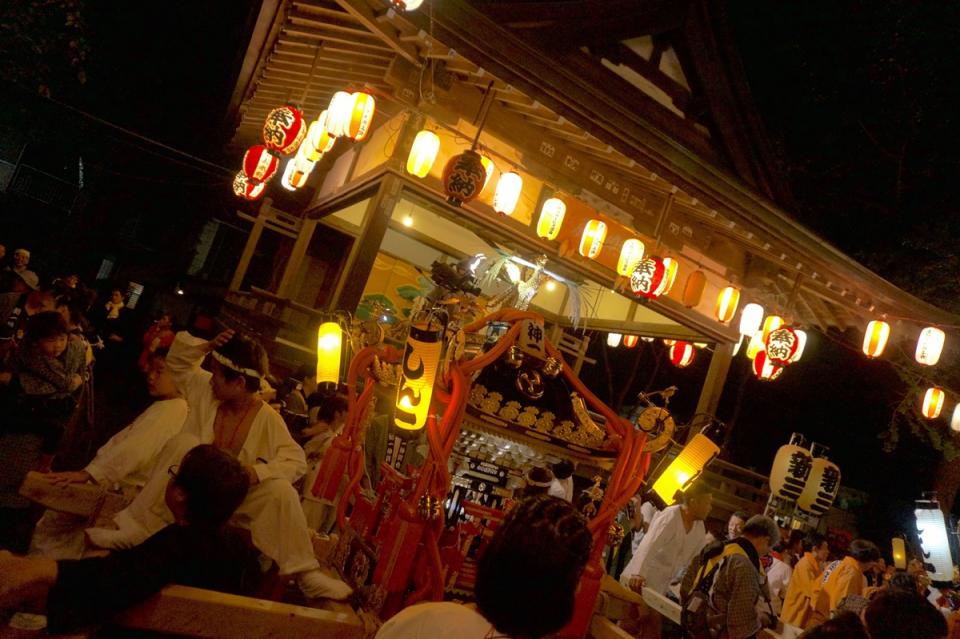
[108,433,320,575]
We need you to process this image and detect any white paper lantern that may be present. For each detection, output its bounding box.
[791,329,808,363]
[607,333,622,348]
[915,504,953,582]
[769,444,814,501]
[952,404,960,433]
[493,171,523,215]
[916,327,945,366]
[797,457,841,515]
[739,303,764,337]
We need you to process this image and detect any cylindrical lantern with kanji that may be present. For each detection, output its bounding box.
[769,443,814,501]
[797,457,841,515]
[765,326,799,366]
[442,150,487,206]
[617,239,645,276]
[716,286,741,324]
[346,92,376,141]
[262,105,306,155]
[579,220,607,259]
[922,387,945,419]
[916,327,945,366]
[242,145,279,183]
[630,257,666,299]
[753,350,783,381]
[232,172,266,200]
[537,198,566,240]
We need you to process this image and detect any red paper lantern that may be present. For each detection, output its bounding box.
[232,172,266,200]
[262,105,306,155]
[669,341,695,368]
[630,257,666,299]
[765,326,799,366]
[242,145,279,183]
[442,150,487,206]
[752,350,783,381]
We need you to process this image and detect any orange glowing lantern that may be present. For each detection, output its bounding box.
[345,92,376,141]
[442,150,487,206]
[862,320,891,358]
[669,341,695,368]
[479,154,495,191]
[761,315,784,343]
[716,286,741,323]
[682,270,707,308]
[537,198,566,240]
[922,387,945,419]
[623,335,639,348]
[395,324,443,431]
[654,257,679,296]
[579,220,607,259]
[406,129,440,178]
[617,239,645,276]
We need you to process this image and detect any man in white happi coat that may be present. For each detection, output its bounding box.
[29,350,188,559]
[85,330,351,600]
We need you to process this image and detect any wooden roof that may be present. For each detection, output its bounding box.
[225,0,957,334]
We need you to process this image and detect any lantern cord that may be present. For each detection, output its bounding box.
[300,45,325,106]
[469,81,496,150]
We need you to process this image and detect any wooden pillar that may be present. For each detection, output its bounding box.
[688,340,735,442]
[229,199,271,291]
[328,175,404,312]
[276,217,318,299]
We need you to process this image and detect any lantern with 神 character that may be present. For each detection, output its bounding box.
[765,326,800,366]
[262,105,306,155]
[442,150,487,206]
[769,439,813,501]
[797,457,841,516]
[752,350,783,380]
[242,145,279,183]
[915,501,954,582]
[232,172,266,200]
[630,257,666,298]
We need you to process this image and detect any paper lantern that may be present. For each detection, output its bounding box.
[752,350,783,381]
[262,105,306,155]
[325,91,354,137]
[745,331,766,360]
[732,335,744,356]
[493,171,523,215]
[862,320,890,358]
[316,322,342,386]
[617,239,645,276]
[406,129,440,178]
[892,537,907,570]
[922,387,945,419]
[480,154,495,191]
[739,303,764,336]
[606,333,622,348]
[797,457,841,515]
[579,220,607,259]
[294,143,316,174]
[915,504,953,581]
[765,326,799,366]
[623,335,639,348]
[280,158,311,191]
[242,145,279,183]
[761,315,784,343]
[345,92,376,141]
[916,327,945,366]
[663,339,676,346]
[442,150,487,206]
[630,257,666,298]
[669,341,695,368]
[654,257,679,296]
[302,115,335,162]
[641,337,655,342]
[791,329,808,363]
[537,198,566,240]
[232,172,266,200]
[395,324,443,431]
[951,404,960,432]
[716,287,741,323]
[651,434,720,505]
[769,444,814,501]
[682,270,707,308]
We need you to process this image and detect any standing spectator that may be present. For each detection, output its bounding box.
[0,249,40,294]
[809,539,881,628]
[781,532,830,629]
[727,510,748,540]
[137,311,175,371]
[765,544,794,615]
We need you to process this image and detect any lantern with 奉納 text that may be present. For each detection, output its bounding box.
[915,502,954,581]
[916,326,945,366]
[769,441,813,501]
[395,323,443,431]
[579,220,607,259]
[765,326,799,366]
[682,270,707,308]
[922,387,945,419]
[739,303,764,336]
[442,150,487,206]
[406,129,440,178]
[537,198,566,240]
[630,257,666,298]
[752,350,783,381]
[617,239,645,276]
[862,320,890,358]
[242,145,279,183]
[493,171,523,215]
[797,457,841,516]
[669,341,695,368]
[262,105,306,155]
[651,434,720,505]
[716,286,741,323]
[232,172,266,200]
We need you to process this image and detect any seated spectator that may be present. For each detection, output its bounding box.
[375,495,592,639]
[0,444,261,634]
[300,394,348,533]
[29,349,188,558]
[864,589,948,639]
[137,310,175,371]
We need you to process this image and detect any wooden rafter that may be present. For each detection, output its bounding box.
[330,0,421,66]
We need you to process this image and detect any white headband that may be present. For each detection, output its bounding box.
[211,350,262,380]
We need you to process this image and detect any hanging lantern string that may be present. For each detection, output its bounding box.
[470,81,496,151]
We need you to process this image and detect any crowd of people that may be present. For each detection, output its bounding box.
[0,242,954,639]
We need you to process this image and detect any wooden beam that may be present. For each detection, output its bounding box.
[330,0,421,66]
[287,13,385,40]
[691,340,735,440]
[281,26,395,53]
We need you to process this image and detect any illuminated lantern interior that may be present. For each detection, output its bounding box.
[242,145,279,183]
[262,105,306,155]
[739,303,764,336]
[406,130,440,178]
[797,457,841,515]
[765,326,799,365]
[579,219,607,259]
[761,315,784,343]
[716,286,741,324]
[395,324,443,431]
[654,257,679,296]
[915,504,954,581]
[537,198,566,240]
[916,326,945,366]
[325,91,354,137]
[752,350,783,381]
[682,270,707,308]
[346,92,376,141]
[952,404,960,433]
[617,238,645,276]
[623,335,639,348]
[232,172,266,200]
[493,171,523,215]
[651,434,720,505]
[745,331,766,360]
[281,158,310,191]
[669,341,695,368]
[862,320,891,358]
[892,537,907,570]
[606,333,622,348]
[315,322,342,386]
[630,257,666,299]
[922,386,945,419]
[479,154,495,191]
